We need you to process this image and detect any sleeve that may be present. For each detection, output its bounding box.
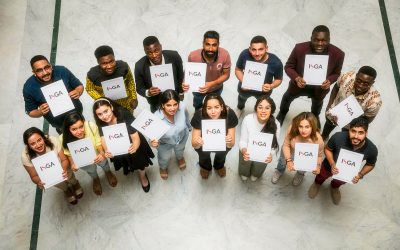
[326,132,340,151]
[134,60,147,97]
[174,52,184,93]
[190,110,202,129]
[121,108,137,134]
[284,45,300,81]
[364,142,378,167]
[364,97,382,120]
[23,87,39,113]
[184,106,192,130]
[88,121,102,148]
[57,135,70,156]
[239,115,250,150]
[235,50,246,70]
[85,76,102,100]
[275,57,284,80]
[64,66,83,89]
[223,50,232,69]
[282,128,292,160]
[188,52,193,63]
[316,134,325,165]
[125,66,138,101]
[327,49,345,84]
[227,108,238,128]
[21,149,33,167]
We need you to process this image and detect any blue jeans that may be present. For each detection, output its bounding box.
[157,130,189,169]
[81,159,111,179]
[192,87,223,110]
[276,151,305,175]
[237,88,271,110]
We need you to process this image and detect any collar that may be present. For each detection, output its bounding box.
[150,55,165,66]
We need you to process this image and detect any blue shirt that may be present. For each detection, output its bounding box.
[154,102,191,145]
[23,65,83,128]
[236,49,283,92]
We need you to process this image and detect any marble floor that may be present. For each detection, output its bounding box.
[0,0,399,249]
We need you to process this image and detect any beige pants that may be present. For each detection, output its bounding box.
[238,151,268,178]
[54,168,79,192]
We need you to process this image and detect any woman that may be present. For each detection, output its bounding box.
[61,112,118,196]
[21,127,83,205]
[239,96,280,181]
[93,98,154,192]
[151,90,191,180]
[271,112,324,186]
[191,93,238,179]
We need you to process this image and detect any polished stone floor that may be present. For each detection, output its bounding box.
[0,0,399,249]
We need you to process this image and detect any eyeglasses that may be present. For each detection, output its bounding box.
[34,65,52,74]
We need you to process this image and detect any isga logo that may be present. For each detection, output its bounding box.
[189,71,202,77]
[155,72,169,78]
[107,85,120,91]
[308,64,323,69]
[344,102,354,116]
[299,151,313,157]
[341,159,356,167]
[247,69,261,76]
[74,147,90,154]
[206,129,221,134]
[49,91,63,99]
[109,133,124,140]
[141,119,153,130]
[252,141,266,147]
[39,161,55,171]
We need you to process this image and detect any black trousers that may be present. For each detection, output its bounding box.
[195,148,231,171]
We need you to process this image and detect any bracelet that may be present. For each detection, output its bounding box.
[358,172,364,179]
[286,158,292,163]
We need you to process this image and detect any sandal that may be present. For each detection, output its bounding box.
[72,181,84,199]
[177,158,186,170]
[160,169,168,180]
[65,188,78,205]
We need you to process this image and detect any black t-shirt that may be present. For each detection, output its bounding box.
[99,107,137,136]
[323,131,378,171]
[190,108,238,132]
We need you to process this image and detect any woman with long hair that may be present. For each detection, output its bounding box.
[271,112,324,186]
[21,127,83,205]
[93,98,154,192]
[150,90,191,180]
[238,95,280,181]
[60,112,118,196]
[191,93,238,179]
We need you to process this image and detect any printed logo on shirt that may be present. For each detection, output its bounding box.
[217,63,223,70]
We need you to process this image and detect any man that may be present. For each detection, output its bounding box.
[235,35,283,116]
[182,30,231,110]
[308,117,378,205]
[277,25,345,126]
[135,36,184,112]
[321,66,382,140]
[86,45,138,112]
[23,55,84,133]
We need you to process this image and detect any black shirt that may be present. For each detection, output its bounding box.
[191,108,238,132]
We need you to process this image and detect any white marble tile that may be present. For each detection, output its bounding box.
[1,0,400,249]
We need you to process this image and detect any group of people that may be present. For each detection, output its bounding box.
[21,25,381,206]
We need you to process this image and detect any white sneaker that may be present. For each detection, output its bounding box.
[240,175,248,181]
[250,175,258,182]
[271,170,282,184]
[234,107,243,118]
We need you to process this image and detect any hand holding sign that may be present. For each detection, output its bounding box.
[247,132,273,163]
[242,61,268,91]
[293,143,319,172]
[333,149,363,184]
[330,95,364,128]
[31,151,65,189]
[101,76,128,100]
[303,55,329,85]
[185,62,206,92]
[102,123,131,156]
[150,64,175,92]
[67,138,97,168]
[201,119,226,151]
[131,109,170,140]
[41,80,75,116]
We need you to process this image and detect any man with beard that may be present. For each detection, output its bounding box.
[86,45,138,112]
[135,36,184,112]
[321,66,382,140]
[308,117,378,205]
[234,35,283,117]
[277,25,345,126]
[182,30,231,110]
[23,55,84,133]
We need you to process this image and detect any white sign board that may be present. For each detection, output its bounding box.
[31,151,65,189]
[67,137,97,168]
[131,109,170,140]
[101,77,127,100]
[303,55,329,85]
[330,95,364,128]
[41,80,75,116]
[185,62,206,92]
[102,123,131,156]
[150,64,175,92]
[242,61,268,91]
[247,132,273,163]
[201,119,226,151]
[333,149,364,184]
[293,143,319,172]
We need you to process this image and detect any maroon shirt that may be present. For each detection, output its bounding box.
[285,42,345,85]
